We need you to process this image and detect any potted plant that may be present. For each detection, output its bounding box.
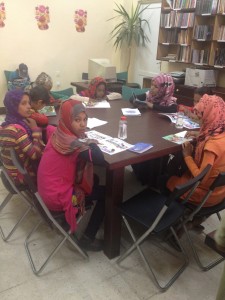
[108,2,150,75]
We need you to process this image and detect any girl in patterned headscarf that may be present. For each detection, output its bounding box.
[131,73,177,113]
[167,94,225,207]
[38,99,105,251]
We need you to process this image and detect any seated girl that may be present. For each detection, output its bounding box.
[130,74,177,113]
[29,85,56,143]
[167,94,225,208]
[71,77,122,104]
[0,89,44,186]
[178,86,213,122]
[37,100,106,251]
[71,77,107,104]
[29,85,50,127]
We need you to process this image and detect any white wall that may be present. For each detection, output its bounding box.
[0,0,123,105]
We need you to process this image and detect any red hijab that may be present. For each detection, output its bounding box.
[80,76,106,98]
[194,95,225,166]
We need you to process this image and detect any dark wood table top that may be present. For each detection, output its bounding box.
[48,100,183,169]
[85,100,182,169]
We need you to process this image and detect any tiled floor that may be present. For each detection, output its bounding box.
[0,167,224,300]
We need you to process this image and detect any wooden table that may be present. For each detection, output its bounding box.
[84,100,183,258]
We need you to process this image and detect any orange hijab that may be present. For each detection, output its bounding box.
[194,95,225,166]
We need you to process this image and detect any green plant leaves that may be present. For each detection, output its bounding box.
[108,3,151,49]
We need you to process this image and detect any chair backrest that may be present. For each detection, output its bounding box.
[117,71,128,84]
[166,164,212,207]
[122,85,149,100]
[9,148,53,227]
[51,87,74,100]
[4,70,13,82]
[187,171,225,218]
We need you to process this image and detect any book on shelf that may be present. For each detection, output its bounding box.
[38,106,56,116]
[128,142,153,154]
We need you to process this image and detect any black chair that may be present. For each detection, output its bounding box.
[9,148,89,275]
[181,172,225,271]
[116,164,211,291]
[0,163,34,241]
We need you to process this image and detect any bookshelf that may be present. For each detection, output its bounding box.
[157,0,225,68]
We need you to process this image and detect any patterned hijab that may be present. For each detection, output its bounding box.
[51,99,88,155]
[2,89,33,140]
[80,76,106,98]
[147,74,177,106]
[35,72,53,91]
[194,94,225,166]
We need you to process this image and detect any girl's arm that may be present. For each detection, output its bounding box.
[184,150,215,186]
[152,103,177,113]
[17,127,43,160]
[79,143,105,165]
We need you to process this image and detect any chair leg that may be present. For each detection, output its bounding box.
[24,219,88,276]
[117,216,189,292]
[0,193,32,241]
[183,225,224,271]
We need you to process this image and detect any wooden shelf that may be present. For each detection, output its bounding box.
[157,0,225,67]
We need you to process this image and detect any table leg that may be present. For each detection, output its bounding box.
[104,167,124,259]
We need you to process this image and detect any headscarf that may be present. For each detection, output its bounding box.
[51,99,88,155]
[147,74,177,106]
[1,89,33,140]
[35,72,53,91]
[194,94,225,166]
[80,76,106,98]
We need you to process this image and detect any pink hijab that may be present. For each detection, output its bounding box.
[147,74,177,106]
[194,94,225,166]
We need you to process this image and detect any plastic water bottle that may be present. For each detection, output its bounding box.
[118,116,127,139]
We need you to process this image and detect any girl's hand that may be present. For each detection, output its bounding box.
[182,141,193,157]
[185,131,199,139]
[146,102,153,109]
[24,118,38,130]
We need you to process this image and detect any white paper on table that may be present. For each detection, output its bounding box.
[121,108,141,116]
[87,118,108,129]
[97,138,133,155]
[86,100,111,108]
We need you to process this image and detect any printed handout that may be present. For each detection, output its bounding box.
[163,131,192,145]
[86,130,133,155]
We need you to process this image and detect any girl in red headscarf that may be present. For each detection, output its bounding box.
[130,73,177,112]
[37,99,105,251]
[167,94,225,207]
[70,77,107,104]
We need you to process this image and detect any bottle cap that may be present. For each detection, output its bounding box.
[121,116,127,120]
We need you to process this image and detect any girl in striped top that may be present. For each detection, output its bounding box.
[0,89,44,186]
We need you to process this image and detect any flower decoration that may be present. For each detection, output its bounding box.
[35,5,50,30]
[0,2,6,28]
[74,9,87,32]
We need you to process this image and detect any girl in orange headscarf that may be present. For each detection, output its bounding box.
[167,94,225,207]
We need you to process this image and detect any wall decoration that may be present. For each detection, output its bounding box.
[35,5,50,30]
[74,9,87,32]
[0,2,6,28]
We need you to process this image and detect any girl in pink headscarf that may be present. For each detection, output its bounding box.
[131,74,177,112]
[167,94,225,207]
